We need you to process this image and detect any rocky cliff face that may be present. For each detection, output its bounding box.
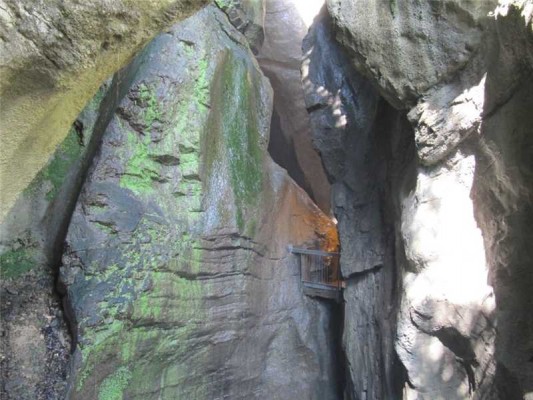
[303,11,412,399]
[2,4,342,399]
[302,0,532,398]
[0,59,144,399]
[256,0,332,214]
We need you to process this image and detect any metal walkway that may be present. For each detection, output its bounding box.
[289,246,343,301]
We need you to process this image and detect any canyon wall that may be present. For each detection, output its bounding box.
[302,0,532,398]
[303,11,410,399]
[1,0,532,399]
[2,4,341,399]
[255,0,332,214]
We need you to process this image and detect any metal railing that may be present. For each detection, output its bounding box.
[289,246,341,290]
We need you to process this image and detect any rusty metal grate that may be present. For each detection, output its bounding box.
[289,246,341,291]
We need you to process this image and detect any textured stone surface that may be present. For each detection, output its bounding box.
[60,7,340,399]
[303,11,413,399]
[0,42,150,399]
[326,0,496,109]
[400,2,533,398]
[319,0,533,398]
[398,149,497,400]
[215,0,266,52]
[257,0,331,214]
[472,2,533,395]
[408,67,486,166]
[0,0,207,221]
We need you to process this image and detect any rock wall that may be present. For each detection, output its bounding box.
[303,11,412,399]
[256,0,332,214]
[0,0,208,222]
[59,6,340,399]
[303,0,533,398]
[0,55,145,399]
[2,0,532,399]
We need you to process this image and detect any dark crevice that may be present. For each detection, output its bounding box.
[343,264,383,282]
[266,103,311,196]
[306,102,328,113]
[331,299,347,399]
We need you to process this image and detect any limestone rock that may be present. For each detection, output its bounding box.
[302,11,412,399]
[397,151,497,399]
[0,47,148,399]
[307,1,533,398]
[215,0,266,52]
[0,0,208,222]
[408,69,486,166]
[472,3,533,391]
[256,0,332,214]
[326,0,496,109]
[60,7,340,398]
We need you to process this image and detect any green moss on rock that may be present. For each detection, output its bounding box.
[204,50,264,231]
[195,58,210,108]
[0,248,36,279]
[120,131,159,194]
[137,83,163,129]
[98,366,132,400]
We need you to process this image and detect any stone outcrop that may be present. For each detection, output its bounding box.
[302,0,533,398]
[326,0,495,109]
[214,0,266,53]
[0,0,208,222]
[59,6,340,399]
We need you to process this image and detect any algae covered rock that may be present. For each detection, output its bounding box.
[0,0,207,222]
[60,6,340,399]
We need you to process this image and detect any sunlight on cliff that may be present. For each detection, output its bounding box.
[491,0,533,25]
[301,56,349,130]
[402,154,493,306]
[292,0,325,27]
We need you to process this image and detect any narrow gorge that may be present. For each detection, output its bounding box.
[1,1,532,399]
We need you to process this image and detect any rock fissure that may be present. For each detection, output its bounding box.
[2,1,532,399]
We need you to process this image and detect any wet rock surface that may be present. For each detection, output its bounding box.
[59,7,340,399]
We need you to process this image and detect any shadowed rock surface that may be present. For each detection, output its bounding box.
[303,10,413,399]
[0,60,144,399]
[256,0,332,214]
[301,0,532,398]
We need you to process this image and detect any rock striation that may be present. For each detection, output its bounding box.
[59,6,340,399]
